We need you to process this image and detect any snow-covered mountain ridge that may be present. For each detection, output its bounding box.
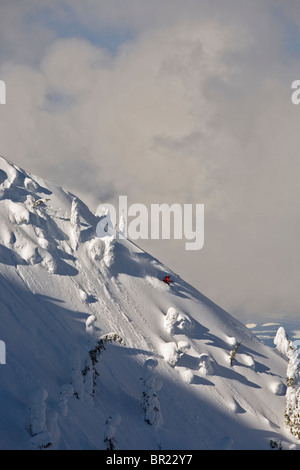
[0,155,297,450]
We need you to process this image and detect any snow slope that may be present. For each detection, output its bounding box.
[0,155,297,450]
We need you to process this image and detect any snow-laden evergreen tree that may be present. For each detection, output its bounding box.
[273,326,300,439]
[70,197,81,250]
[142,359,162,427]
[228,342,241,366]
[285,346,300,439]
[119,210,126,238]
[29,386,52,449]
[274,326,295,359]
[104,412,121,450]
[81,333,124,400]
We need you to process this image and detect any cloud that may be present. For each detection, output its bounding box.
[0,1,299,320]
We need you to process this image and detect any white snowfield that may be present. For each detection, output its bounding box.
[0,155,297,450]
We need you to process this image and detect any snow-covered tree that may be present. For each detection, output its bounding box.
[272,327,300,439]
[228,342,242,366]
[58,383,74,416]
[164,307,179,335]
[119,211,126,238]
[142,359,162,427]
[103,235,115,267]
[81,333,124,399]
[285,346,300,439]
[199,353,214,376]
[29,386,48,436]
[104,412,121,450]
[29,386,53,449]
[274,327,295,359]
[70,197,81,250]
[160,340,190,367]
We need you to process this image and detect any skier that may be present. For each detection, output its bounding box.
[163,275,173,285]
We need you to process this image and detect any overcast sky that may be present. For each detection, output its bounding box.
[0,0,299,322]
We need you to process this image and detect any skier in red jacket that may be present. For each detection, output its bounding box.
[163,275,173,285]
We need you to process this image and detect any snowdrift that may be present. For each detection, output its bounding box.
[0,155,297,450]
